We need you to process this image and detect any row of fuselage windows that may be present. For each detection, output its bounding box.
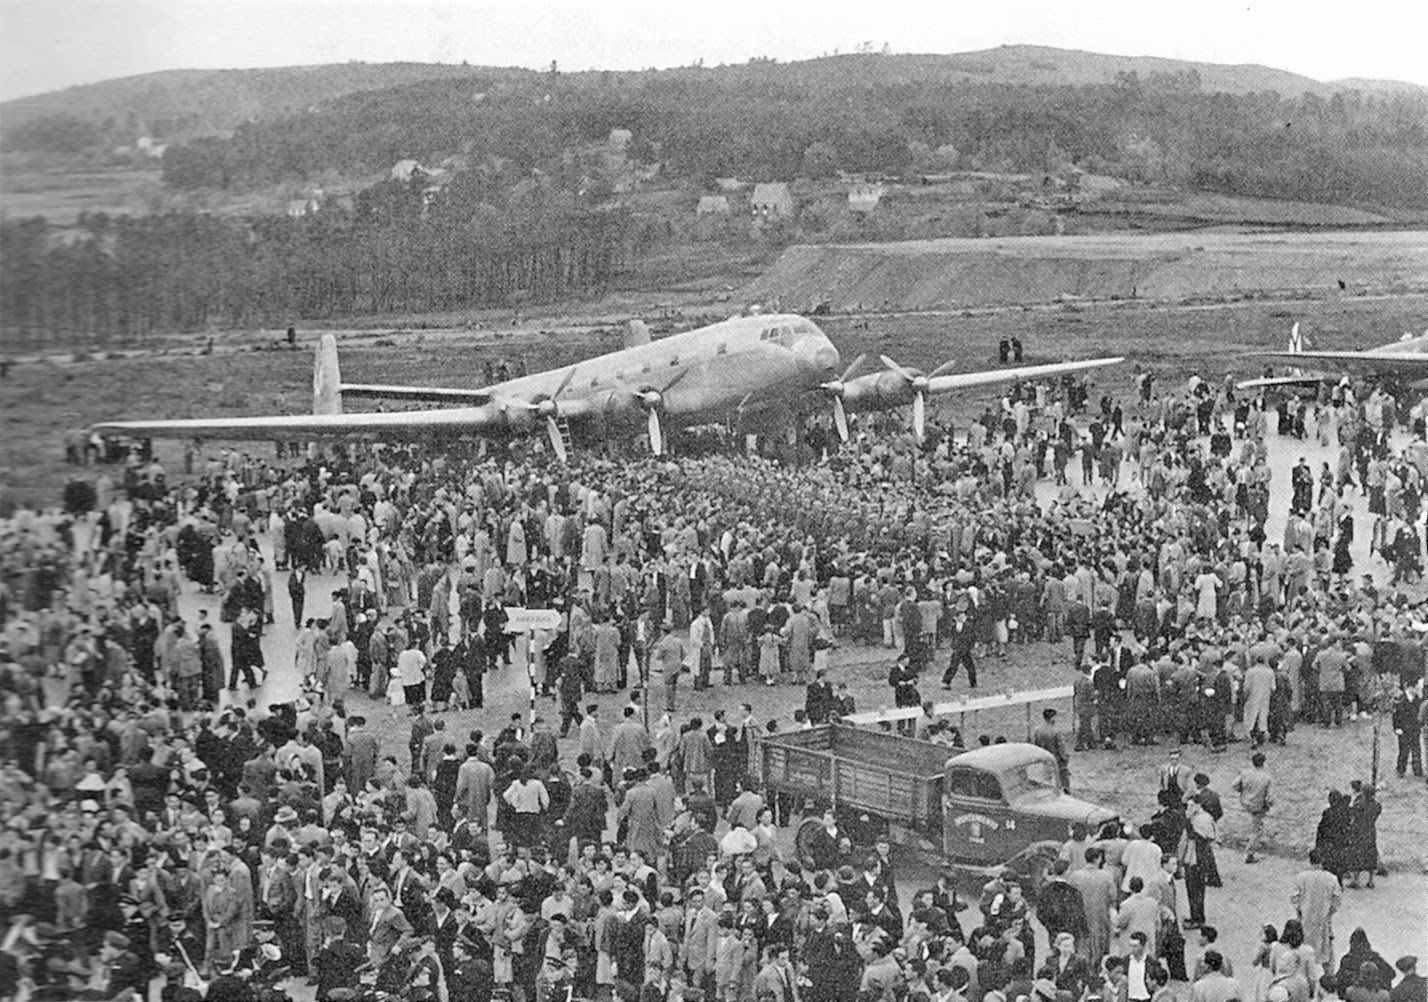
[583,322,809,388]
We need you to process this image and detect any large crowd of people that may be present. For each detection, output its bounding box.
[0,362,1425,1002]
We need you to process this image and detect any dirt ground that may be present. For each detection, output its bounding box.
[745,230,1428,312]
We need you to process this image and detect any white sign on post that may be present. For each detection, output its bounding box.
[503,608,562,633]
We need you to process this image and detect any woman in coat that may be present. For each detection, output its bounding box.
[1314,790,1353,883]
[592,617,621,693]
[202,869,242,974]
[1345,786,1381,888]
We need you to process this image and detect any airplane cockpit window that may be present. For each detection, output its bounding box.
[669,356,680,367]
[716,342,728,355]
[641,363,651,374]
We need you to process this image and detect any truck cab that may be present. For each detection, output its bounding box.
[942,744,1118,867]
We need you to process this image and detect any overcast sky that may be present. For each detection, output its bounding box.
[3,0,1425,102]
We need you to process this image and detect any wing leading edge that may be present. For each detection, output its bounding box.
[925,356,1124,395]
[93,406,504,441]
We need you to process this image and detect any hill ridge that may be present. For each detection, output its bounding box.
[4,44,1422,134]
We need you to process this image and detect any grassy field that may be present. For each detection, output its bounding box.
[0,165,165,221]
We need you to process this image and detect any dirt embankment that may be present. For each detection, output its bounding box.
[745,230,1428,312]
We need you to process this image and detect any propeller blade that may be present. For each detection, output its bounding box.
[838,353,868,383]
[552,366,578,398]
[912,391,926,442]
[879,354,916,382]
[659,368,690,394]
[930,360,958,379]
[833,396,849,443]
[647,409,664,456]
[546,415,568,463]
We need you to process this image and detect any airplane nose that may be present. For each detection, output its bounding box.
[795,337,840,376]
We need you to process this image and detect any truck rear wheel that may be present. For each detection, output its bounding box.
[795,816,827,871]
[1014,840,1063,906]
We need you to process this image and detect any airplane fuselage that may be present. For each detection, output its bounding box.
[475,313,843,428]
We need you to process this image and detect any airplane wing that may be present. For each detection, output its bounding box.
[1248,351,1428,380]
[926,356,1124,394]
[93,405,507,441]
[1235,374,1326,391]
[340,383,493,405]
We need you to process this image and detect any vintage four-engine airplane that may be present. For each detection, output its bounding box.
[95,314,1123,458]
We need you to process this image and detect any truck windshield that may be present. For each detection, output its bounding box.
[1002,759,1061,799]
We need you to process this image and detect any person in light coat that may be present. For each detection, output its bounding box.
[1243,658,1276,746]
[1290,850,1342,967]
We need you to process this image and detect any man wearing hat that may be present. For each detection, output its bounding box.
[226,917,286,986]
[155,909,207,984]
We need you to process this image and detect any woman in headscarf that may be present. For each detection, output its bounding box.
[1337,929,1394,991]
[1313,790,1353,884]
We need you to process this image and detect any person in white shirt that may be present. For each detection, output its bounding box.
[396,643,427,711]
[1124,931,1159,1002]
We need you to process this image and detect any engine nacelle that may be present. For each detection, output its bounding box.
[840,371,912,408]
[492,398,536,432]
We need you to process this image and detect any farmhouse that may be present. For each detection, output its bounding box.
[696,195,731,216]
[750,182,795,220]
[848,182,884,214]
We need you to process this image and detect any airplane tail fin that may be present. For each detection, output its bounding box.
[313,334,343,415]
[1287,322,1302,354]
[624,319,652,349]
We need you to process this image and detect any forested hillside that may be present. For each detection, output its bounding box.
[152,59,1428,212]
[4,47,1426,347]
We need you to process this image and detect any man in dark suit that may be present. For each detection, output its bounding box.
[944,609,978,688]
[804,809,844,873]
[1031,708,1073,791]
[387,849,430,934]
[1065,594,1092,668]
[365,884,414,970]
